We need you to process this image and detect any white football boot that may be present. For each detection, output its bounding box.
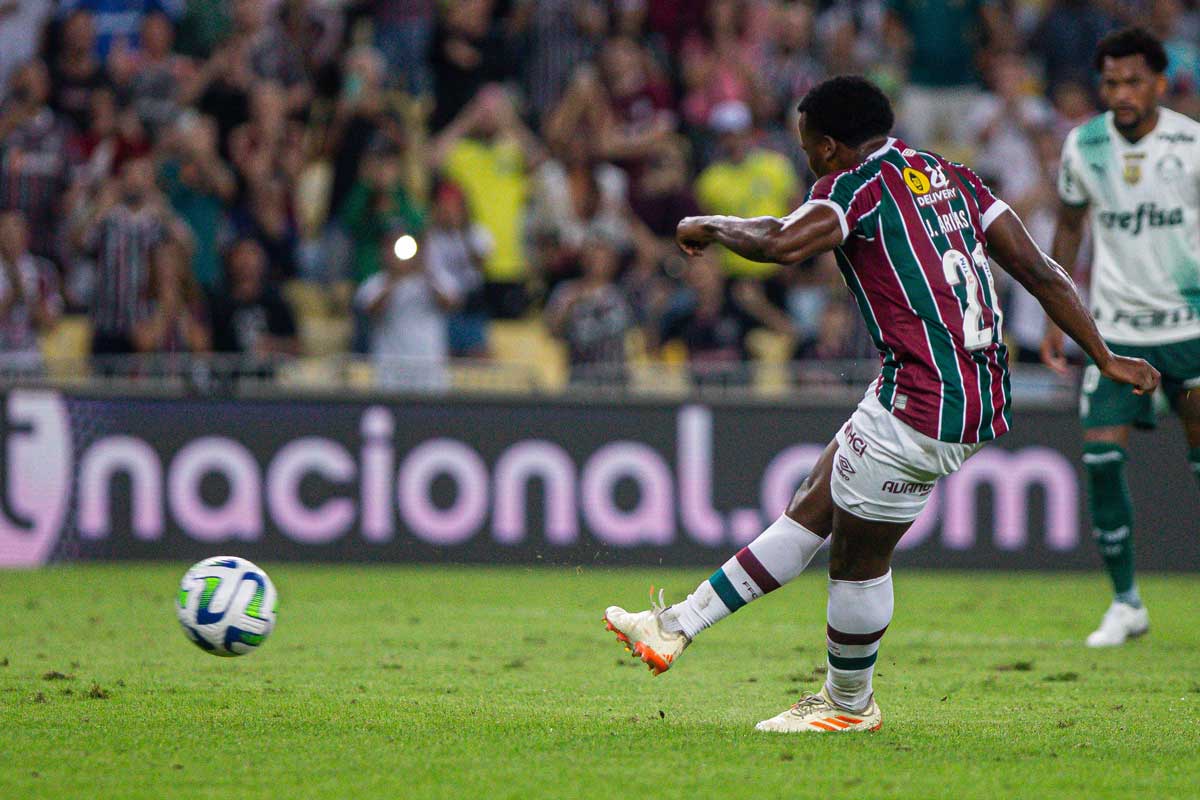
[755,687,882,733]
[603,592,689,675]
[1086,601,1149,647]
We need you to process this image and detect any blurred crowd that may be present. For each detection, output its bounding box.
[1,0,1198,386]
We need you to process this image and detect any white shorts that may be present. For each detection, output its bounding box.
[830,390,984,523]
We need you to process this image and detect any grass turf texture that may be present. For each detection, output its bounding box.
[1,565,1198,799]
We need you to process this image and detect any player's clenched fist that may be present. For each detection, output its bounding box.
[676,216,713,256]
[1100,355,1161,395]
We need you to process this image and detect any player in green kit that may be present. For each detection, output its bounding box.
[1042,27,1200,647]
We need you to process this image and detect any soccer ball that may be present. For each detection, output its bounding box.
[176,556,277,657]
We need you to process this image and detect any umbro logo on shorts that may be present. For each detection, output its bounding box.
[836,455,856,481]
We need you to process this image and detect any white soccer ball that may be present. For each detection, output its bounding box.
[176,556,277,657]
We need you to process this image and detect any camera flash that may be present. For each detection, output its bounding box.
[393,235,418,261]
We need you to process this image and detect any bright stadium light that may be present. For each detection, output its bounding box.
[393,235,418,261]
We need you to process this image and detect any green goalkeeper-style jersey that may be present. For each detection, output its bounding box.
[1058,108,1200,345]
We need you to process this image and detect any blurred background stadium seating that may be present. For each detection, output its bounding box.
[0,0,1196,401]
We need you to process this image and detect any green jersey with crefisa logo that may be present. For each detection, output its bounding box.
[1058,108,1200,345]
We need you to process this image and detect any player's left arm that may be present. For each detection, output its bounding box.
[675,203,844,265]
[986,209,1159,395]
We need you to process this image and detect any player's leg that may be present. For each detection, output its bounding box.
[1083,425,1139,605]
[756,393,971,733]
[820,507,908,714]
[1079,357,1152,646]
[602,439,836,673]
[658,439,836,638]
[755,507,910,733]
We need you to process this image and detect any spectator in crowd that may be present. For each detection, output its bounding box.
[757,1,823,126]
[0,1,53,92]
[781,255,839,360]
[1153,0,1200,118]
[78,155,185,357]
[355,226,460,390]
[660,252,794,386]
[226,0,309,112]
[112,11,192,139]
[229,82,304,196]
[1030,0,1118,97]
[885,0,1011,148]
[694,100,798,281]
[0,60,74,262]
[74,88,146,189]
[48,9,109,132]
[0,210,62,374]
[209,237,298,359]
[425,180,490,359]
[431,85,544,318]
[174,0,230,60]
[627,135,700,239]
[428,0,510,131]
[132,237,210,354]
[234,172,299,280]
[677,0,766,132]
[545,233,634,386]
[515,0,606,122]
[325,44,393,222]
[373,0,436,96]
[793,295,871,385]
[57,0,184,59]
[965,53,1055,218]
[158,112,235,290]
[342,139,425,283]
[530,135,631,291]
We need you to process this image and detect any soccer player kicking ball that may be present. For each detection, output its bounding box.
[1042,28,1200,648]
[603,76,1159,733]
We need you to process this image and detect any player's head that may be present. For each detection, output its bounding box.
[796,77,894,177]
[1094,27,1167,133]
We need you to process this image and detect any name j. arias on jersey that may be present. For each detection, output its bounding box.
[922,208,972,238]
[1098,202,1184,236]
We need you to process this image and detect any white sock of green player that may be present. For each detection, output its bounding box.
[825,571,893,712]
[661,514,826,639]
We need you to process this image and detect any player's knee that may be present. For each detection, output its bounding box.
[1081,442,1127,483]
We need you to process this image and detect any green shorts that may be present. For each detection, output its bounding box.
[1081,338,1200,429]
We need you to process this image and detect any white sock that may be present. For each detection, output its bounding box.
[662,514,826,639]
[824,571,893,713]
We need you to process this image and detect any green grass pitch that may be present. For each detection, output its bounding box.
[2,564,1198,799]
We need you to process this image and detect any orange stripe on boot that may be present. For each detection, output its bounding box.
[809,720,839,731]
[823,718,850,729]
[834,715,863,725]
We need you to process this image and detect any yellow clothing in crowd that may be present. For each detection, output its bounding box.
[444,136,529,283]
[696,149,799,278]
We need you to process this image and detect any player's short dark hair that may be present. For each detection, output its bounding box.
[796,76,894,148]
[1094,27,1168,74]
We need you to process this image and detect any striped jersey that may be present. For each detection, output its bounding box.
[801,137,1013,444]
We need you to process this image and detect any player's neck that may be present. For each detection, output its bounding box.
[1115,108,1160,145]
[850,135,890,167]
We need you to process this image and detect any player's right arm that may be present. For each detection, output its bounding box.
[987,209,1159,395]
[675,203,844,265]
[675,170,873,264]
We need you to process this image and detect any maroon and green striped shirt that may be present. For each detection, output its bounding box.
[803,138,1013,444]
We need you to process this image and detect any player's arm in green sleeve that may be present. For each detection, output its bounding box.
[988,208,1158,395]
[674,203,843,266]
